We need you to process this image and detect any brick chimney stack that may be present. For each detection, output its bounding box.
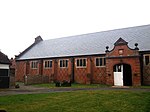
[35,35,43,43]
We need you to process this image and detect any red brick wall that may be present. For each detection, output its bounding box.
[15,61,26,82]
[56,58,71,82]
[42,60,54,82]
[143,54,150,85]
[91,57,106,84]
[16,56,107,84]
[74,57,90,84]
[28,60,39,76]
[143,65,150,85]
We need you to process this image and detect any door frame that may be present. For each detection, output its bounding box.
[113,64,132,86]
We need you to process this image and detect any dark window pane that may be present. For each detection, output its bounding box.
[62,60,65,67]
[104,58,106,66]
[0,69,8,76]
[45,61,47,68]
[100,58,102,66]
[48,61,50,67]
[50,61,52,67]
[145,56,149,65]
[77,59,79,66]
[80,59,82,66]
[96,58,99,66]
[60,60,62,67]
[83,59,86,66]
[66,60,68,67]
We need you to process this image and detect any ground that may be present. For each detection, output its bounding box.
[0,83,149,96]
[0,84,150,112]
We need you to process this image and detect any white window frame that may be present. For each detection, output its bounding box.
[95,57,106,67]
[76,58,87,68]
[31,61,38,69]
[144,54,150,65]
[59,59,69,68]
[44,60,52,69]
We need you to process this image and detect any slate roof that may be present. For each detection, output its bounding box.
[0,51,10,64]
[17,24,150,60]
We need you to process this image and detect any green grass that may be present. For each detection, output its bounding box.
[32,83,150,89]
[32,83,110,88]
[0,90,150,112]
[131,85,150,89]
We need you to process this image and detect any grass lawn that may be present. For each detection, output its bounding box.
[32,83,110,88]
[0,90,150,112]
[32,83,150,89]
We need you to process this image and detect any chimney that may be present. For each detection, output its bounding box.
[35,35,43,43]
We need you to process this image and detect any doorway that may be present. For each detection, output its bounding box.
[113,64,132,86]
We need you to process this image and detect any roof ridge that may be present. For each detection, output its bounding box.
[44,24,150,41]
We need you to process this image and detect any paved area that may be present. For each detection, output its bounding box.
[0,85,150,96]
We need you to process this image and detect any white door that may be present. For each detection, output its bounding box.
[114,65,123,86]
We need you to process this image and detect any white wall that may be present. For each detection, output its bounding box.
[0,64,9,69]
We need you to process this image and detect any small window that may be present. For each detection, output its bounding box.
[145,56,149,65]
[44,60,52,68]
[76,58,86,67]
[59,59,68,68]
[95,57,106,67]
[31,61,38,69]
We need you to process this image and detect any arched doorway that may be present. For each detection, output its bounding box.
[113,64,132,86]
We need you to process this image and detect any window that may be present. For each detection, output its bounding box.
[59,59,68,68]
[31,61,38,69]
[76,58,86,67]
[145,56,149,65]
[96,57,106,67]
[44,60,52,68]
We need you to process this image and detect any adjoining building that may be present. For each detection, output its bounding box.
[15,25,150,86]
[0,51,10,88]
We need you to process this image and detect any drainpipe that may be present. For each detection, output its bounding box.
[71,57,75,83]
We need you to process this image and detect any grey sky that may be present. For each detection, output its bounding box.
[0,0,150,58]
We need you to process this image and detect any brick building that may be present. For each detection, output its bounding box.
[15,25,150,86]
[0,51,10,88]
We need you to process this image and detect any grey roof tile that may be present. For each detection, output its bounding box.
[17,24,150,60]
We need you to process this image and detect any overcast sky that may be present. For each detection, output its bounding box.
[0,0,150,58]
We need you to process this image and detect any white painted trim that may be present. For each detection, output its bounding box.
[0,64,9,69]
[59,59,69,68]
[95,57,106,67]
[143,54,150,65]
[43,60,53,69]
[75,58,87,68]
[30,61,38,69]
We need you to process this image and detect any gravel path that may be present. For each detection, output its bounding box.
[0,85,150,96]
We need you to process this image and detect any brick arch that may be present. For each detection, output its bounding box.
[106,57,141,86]
[105,38,141,86]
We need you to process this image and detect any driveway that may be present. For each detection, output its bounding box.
[0,84,150,96]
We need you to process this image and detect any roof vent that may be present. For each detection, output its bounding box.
[35,36,43,43]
